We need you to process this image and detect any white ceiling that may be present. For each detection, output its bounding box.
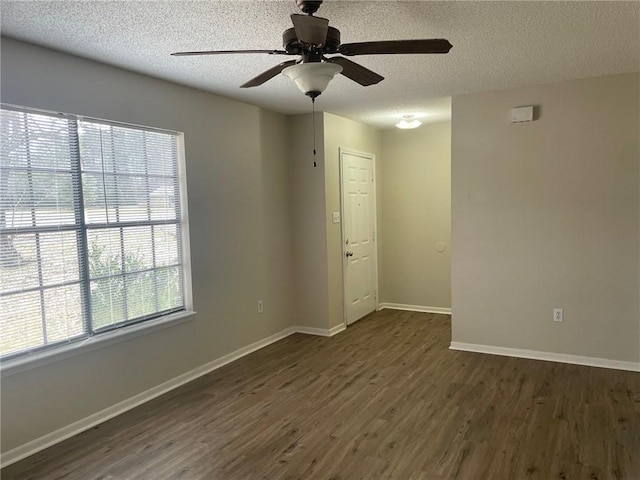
[1,1,639,128]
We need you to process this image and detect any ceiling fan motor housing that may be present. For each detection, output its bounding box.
[282,26,341,56]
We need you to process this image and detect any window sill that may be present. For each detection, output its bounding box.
[0,310,197,378]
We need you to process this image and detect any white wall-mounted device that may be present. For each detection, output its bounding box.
[510,106,534,123]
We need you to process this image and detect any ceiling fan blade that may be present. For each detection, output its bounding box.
[240,60,299,88]
[326,57,383,86]
[339,39,452,56]
[171,49,287,56]
[290,13,329,45]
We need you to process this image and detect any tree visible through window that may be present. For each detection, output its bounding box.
[0,106,188,359]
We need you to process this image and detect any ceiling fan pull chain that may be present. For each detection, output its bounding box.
[312,97,317,168]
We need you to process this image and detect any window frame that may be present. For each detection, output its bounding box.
[0,104,194,374]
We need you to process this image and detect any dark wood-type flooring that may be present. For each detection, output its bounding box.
[2,309,639,479]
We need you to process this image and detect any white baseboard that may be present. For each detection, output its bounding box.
[329,323,347,336]
[293,323,346,337]
[378,302,452,315]
[1,323,350,467]
[449,342,640,372]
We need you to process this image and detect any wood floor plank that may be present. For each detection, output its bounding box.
[2,309,639,480]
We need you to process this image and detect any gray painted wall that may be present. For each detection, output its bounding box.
[289,112,330,330]
[451,73,640,362]
[1,38,294,452]
[381,122,452,309]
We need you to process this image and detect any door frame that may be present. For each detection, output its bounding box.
[339,147,379,328]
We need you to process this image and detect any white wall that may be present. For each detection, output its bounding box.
[0,38,294,453]
[381,122,451,310]
[451,73,640,363]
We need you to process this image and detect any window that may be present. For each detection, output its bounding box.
[0,105,191,360]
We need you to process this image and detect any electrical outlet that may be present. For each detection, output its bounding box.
[257,300,263,314]
[553,308,563,322]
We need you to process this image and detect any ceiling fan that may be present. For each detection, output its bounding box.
[171,0,453,99]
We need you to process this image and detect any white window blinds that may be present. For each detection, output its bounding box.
[0,106,188,359]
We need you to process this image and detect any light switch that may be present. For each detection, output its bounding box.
[332,212,341,224]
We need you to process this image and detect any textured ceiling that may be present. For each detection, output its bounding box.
[1,1,639,128]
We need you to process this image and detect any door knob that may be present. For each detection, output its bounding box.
[345,251,354,257]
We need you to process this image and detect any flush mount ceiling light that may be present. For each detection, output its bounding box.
[282,62,343,99]
[396,114,422,129]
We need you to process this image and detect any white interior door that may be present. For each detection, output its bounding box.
[341,149,377,325]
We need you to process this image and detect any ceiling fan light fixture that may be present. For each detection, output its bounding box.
[396,115,422,129]
[282,62,343,98]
